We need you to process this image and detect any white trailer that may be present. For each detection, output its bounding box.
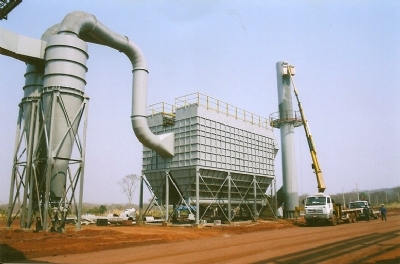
[107,208,136,225]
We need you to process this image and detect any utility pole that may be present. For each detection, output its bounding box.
[342,189,346,207]
[356,183,359,200]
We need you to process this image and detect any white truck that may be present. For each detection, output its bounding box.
[304,193,366,226]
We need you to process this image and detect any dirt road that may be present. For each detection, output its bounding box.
[32,215,400,264]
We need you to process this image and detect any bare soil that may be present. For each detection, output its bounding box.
[1,209,399,263]
[0,218,295,262]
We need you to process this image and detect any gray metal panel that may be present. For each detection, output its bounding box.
[143,94,276,205]
[170,168,196,199]
[0,26,45,64]
[144,106,275,172]
[143,171,167,203]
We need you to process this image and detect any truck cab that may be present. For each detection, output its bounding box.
[304,193,337,226]
[349,201,367,209]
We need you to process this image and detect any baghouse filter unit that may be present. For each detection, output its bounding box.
[141,93,278,224]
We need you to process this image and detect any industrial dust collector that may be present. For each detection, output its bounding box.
[41,34,88,200]
[2,11,174,232]
[142,93,278,223]
[6,31,90,232]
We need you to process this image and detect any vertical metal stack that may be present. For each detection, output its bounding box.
[142,93,278,224]
[269,61,303,218]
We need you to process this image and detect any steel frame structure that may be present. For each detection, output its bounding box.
[139,167,277,225]
[139,175,166,222]
[0,0,22,20]
[7,88,89,232]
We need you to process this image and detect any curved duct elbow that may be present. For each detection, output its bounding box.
[131,117,174,157]
[57,11,174,157]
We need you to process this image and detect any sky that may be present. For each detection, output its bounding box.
[0,0,399,206]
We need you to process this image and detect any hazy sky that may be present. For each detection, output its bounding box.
[0,0,399,205]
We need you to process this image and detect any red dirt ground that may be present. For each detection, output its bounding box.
[1,209,399,263]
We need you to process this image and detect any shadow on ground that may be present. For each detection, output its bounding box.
[1,243,27,262]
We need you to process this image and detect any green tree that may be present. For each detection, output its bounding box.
[86,207,98,215]
[85,205,107,215]
[99,205,107,215]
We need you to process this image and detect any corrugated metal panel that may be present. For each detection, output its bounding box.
[143,95,276,204]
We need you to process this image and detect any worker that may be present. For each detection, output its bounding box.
[35,217,42,232]
[363,205,370,222]
[380,204,387,221]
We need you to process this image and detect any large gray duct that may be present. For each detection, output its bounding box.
[40,12,175,198]
[0,11,175,159]
[56,11,175,157]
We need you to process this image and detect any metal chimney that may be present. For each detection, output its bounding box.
[270,61,303,218]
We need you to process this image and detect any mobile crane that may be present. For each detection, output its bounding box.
[287,66,326,193]
[287,65,364,226]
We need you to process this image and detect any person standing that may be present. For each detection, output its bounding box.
[380,204,387,221]
[363,205,370,222]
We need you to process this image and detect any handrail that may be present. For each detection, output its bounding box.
[172,92,271,129]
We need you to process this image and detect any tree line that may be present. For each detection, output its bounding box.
[299,186,400,207]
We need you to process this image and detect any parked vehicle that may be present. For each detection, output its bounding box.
[81,208,136,226]
[348,201,380,220]
[303,193,382,226]
[107,208,136,225]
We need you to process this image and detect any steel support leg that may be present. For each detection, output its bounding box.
[196,168,200,225]
[228,172,231,223]
[165,171,169,222]
[139,174,144,224]
[253,175,257,221]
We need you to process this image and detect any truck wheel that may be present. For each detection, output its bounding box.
[306,220,313,226]
[331,215,338,226]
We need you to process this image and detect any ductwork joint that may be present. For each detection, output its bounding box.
[132,68,149,73]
